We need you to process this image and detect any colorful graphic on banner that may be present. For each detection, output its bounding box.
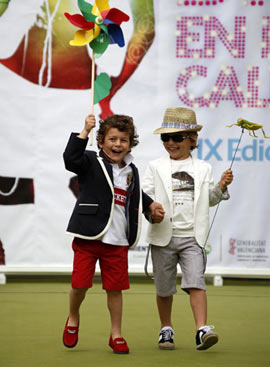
[0,0,155,117]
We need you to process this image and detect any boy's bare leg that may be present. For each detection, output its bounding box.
[189,288,207,330]
[156,295,173,328]
[68,287,88,326]
[106,290,123,339]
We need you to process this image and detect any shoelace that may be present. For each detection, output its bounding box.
[200,325,215,333]
[160,328,174,341]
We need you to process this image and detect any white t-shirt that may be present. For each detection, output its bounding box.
[101,154,133,246]
[171,157,195,237]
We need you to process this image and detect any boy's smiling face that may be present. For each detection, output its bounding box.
[162,133,193,160]
[99,128,131,167]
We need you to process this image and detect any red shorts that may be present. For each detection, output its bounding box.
[71,237,129,291]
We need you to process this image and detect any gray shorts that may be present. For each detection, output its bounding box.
[151,237,207,296]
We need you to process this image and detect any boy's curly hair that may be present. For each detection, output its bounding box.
[96,114,139,148]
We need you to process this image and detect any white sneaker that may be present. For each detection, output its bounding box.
[196,325,219,350]
[158,326,175,350]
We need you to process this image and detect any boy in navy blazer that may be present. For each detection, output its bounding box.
[62,113,163,353]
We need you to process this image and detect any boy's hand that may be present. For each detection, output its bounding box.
[78,114,96,139]
[85,114,96,132]
[219,169,233,192]
[149,202,165,223]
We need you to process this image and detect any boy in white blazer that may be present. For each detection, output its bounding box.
[142,107,233,351]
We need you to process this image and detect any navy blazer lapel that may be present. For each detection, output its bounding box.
[99,150,114,183]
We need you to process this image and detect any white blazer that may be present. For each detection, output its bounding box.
[142,155,230,248]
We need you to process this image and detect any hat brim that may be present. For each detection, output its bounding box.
[153,125,203,134]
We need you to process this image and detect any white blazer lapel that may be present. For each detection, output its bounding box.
[156,156,173,202]
[192,156,205,210]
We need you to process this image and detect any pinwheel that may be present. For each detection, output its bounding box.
[64,0,130,143]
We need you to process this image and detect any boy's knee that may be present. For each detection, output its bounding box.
[71,287,88,295]
[106,290,122,295]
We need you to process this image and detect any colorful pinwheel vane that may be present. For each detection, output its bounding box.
[65,0,129,104]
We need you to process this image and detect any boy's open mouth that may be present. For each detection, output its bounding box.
[112,150,122,154]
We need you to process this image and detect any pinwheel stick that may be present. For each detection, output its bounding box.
[89,50,96,146]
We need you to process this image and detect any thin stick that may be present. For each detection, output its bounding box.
[203,128,244,247]
[89,50,95,146]
[229,128,244,169]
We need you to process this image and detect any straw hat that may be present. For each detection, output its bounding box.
[153,107,203,134]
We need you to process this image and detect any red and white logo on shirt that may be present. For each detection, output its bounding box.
[114,187,127,207]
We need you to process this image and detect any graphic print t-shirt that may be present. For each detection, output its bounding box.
[101,158,133,246]
[171,157,195,237]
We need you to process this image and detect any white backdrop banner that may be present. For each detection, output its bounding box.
[0,0,269,274]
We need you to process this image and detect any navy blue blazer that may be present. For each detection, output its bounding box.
[63,133,153,248]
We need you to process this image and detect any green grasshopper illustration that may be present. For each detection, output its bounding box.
[227,118,270,138]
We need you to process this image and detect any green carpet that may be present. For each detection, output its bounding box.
[0,277,269,367]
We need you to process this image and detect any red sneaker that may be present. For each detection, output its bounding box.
[109,336,129,354]
[62,317,79,348]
